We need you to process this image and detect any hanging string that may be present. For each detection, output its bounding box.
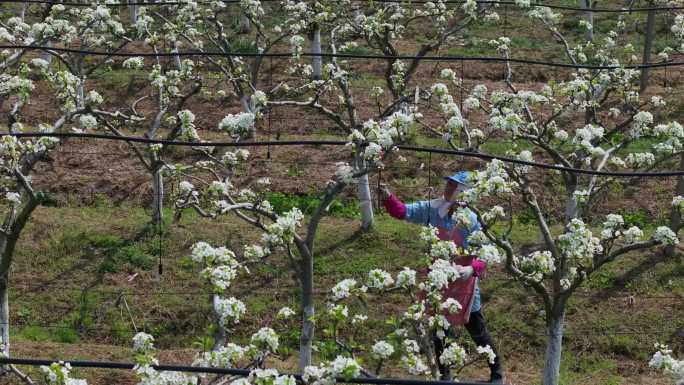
[376,168,382,213]
[459,59,464,112]
[267,56,273,160]
[426,151,432,226]
[158,186,163,275]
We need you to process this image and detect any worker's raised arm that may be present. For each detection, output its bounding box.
[380,185,432,225]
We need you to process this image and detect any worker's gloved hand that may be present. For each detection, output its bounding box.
[471,259,486,277]
[455,265,474,279]
[379,183,392,200]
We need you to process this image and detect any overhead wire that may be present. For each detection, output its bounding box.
[2,44,684,70]
[2,0,684,12]
[6,132,684,177]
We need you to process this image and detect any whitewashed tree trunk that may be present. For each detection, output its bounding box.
[212,294,226,350]
[640,1,657,92]
[0,197,40,375]
[239,13,252,34]
[542,310,565,385]
[356,174,374,230]
[298,249,314,372]
[311,25,322,81]
[0,276,9,375]
[172,41,182,71]
[582,0,593,42]
[129,4,138,25]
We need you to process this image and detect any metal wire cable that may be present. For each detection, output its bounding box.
[2,44,683,70]
[2,0,684,12]
[0,357,499,385]
[8,132,684,177]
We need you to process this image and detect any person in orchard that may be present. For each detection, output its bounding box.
[380,171,504,384]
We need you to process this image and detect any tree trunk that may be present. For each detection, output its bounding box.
[0,277,9,375]
[666,153,684,257]
[356,174,374,230]
[542,310,565,385]
[582,0,593,42]
[129,3,138,24]
[299,248,314,372]
[239,13,252,34]
[311,25,322,81]
[640,2,657,92]
[172,41,182,71]
[212,294,226,350]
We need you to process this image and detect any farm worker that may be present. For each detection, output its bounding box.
[380,171,504,384]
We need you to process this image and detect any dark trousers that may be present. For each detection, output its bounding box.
[434,311,503,380]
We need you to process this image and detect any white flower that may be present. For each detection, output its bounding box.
[30,58,49,69]
[514,250,555,281]
[557,219,602,267]
[251,327,279,352]
[5,192,20,205]
[420,226,439,244]
[367,269,394,289]
[477,244,503,264]
[453,207,474,229]
[554,130,569,141]
[402,354,429,375]
[330,356,361,378]
[372,341,394,360]
[623,226,644,244]
[335,162,355,184]
[214,297,246,323]
[244,244,269,260]
[396,267,417,287]
[122,57,145,69]
[476,345,497,365]
[439,343,466,367]
[79,114,97,130]
[331,279,357,301]
[179,181,195,194]
[363,142,383,162]
[219,112,255,136]
[430,240,458,259]
[86,90,103,105]
[328,303,349,319]
[440,68,456,81]
[440,298,462,314]
[277,307,295,319]
[654,226,679,245]
[573,189,590,204]
[132,332,154,353]
[625,153,656,168]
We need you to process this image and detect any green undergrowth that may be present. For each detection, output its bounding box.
[6,198,683,384]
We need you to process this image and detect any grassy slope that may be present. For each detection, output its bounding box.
[3,3,684,384]
[2,201,682,385]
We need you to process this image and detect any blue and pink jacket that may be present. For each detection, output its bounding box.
[383,193,486,323]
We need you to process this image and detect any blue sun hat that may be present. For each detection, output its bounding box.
[444,171,472,186]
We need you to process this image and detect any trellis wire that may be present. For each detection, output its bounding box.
[7,132,684,177]
[0,357,499,385]
[3,44,684,70]
[3,0,684,12]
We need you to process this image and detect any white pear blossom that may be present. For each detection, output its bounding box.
[331,278,357,301]
[477,345,497,365]
[372,341,395,359]
[654,226,679,245]
[367,269,394,289]
[251,327,279,352]
[439,343,467,367]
